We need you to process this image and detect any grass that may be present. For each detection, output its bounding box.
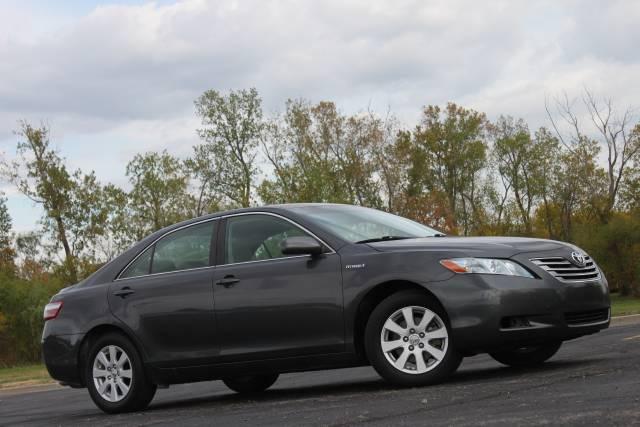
[0,293,637,390]
[610,293,640,317]
[0,364,53,389]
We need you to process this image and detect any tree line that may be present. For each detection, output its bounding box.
[0,87,639,364]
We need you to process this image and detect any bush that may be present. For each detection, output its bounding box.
[575,213,640,296]
[0,273,64,366]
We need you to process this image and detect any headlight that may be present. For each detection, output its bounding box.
[440,258,534,278]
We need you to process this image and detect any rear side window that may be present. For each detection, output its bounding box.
[119,221,215,279]
[152,221,215,274]
[120,247,152,279]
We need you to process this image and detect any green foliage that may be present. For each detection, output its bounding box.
[2,90,640,365]
[260,100,384,208]
[195,88,263,207]
[0,195,15,274]
[0,273,64,365]
[405,103,488,234]
[126,150,192,239]
[575,213,640,296]
[620,160,640,211]
[490,117,557,234]
[3,122,113,284]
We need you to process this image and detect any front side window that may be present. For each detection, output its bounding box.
[151,221,215,274]
[225,215,311,264]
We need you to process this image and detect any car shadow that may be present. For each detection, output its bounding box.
[448,358,602,384]
[142,358,601,414]
[146,377,388,412]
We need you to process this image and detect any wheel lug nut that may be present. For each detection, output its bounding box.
[419,333,424,338]
[419,343,424,348]
[409,345,414,351]
[410,329,415,333]
[403,337,409,342]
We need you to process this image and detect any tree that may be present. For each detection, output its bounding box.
[185,147,223,217]
[15,231,50,282]
[534,127,562,238]
[371,114,406,212]
[3,122,111,283]
[546,89,640,221]
[620,162,640,211]
[490,117,557,235]
[260,99,343,204]
[91,184,135,261]
[551,139,607,241]
[407,103,489,234]
[260,100,384,208]
[0,194,15,274]
[195,88,263,208]
[126,150,191,239]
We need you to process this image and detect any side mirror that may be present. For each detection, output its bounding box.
[281,236,323,256]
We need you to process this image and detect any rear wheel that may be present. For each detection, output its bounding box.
[85,332,156,413]
[223,373,279,394]
[365,291,462,387]
[489,342,562,368]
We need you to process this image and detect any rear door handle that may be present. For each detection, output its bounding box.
[113,287,135,298]
[216,276,240,288]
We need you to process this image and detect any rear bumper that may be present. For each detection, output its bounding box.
[41,328,85,387]
[429,271,610,354]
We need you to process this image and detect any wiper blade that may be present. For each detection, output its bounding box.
[356,236,412,244]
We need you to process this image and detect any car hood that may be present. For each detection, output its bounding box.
[367,236,571,258]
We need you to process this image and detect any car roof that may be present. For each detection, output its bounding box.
[170,203,354,227]
[79,203,352,287]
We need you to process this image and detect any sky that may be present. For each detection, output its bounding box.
[1,0,640,232]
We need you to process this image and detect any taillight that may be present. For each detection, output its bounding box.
[43,301,63,321]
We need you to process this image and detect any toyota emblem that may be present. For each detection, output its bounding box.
[571,251,586,266]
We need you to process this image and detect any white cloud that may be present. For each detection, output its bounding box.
[1,0,640,231]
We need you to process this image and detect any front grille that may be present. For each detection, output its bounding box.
[565,308,609,325]
[530,256,600,282]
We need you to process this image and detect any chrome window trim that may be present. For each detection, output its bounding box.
[116,265,216,282]
[216,252,336,268]
[115,211,336,280]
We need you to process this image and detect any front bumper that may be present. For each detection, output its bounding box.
[429,262,610,354]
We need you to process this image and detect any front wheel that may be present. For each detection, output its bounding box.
[85,332,157,413]
[223,373,279,394]
[489,342,562,368]
[365,291,462,387]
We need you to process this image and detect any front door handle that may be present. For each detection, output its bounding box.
[113,287,135,298]
[216,276,240,288]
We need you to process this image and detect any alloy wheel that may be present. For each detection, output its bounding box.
[92,345,133,402]
[380,305,449,374]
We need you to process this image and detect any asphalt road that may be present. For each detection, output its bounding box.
[2,319,640,427]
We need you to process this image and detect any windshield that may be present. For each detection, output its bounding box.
[288,205,442,243]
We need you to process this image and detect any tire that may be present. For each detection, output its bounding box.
[85,332,157,414]
[364,291,462,387]
[223,373,279,394]
[489,342,562,368]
